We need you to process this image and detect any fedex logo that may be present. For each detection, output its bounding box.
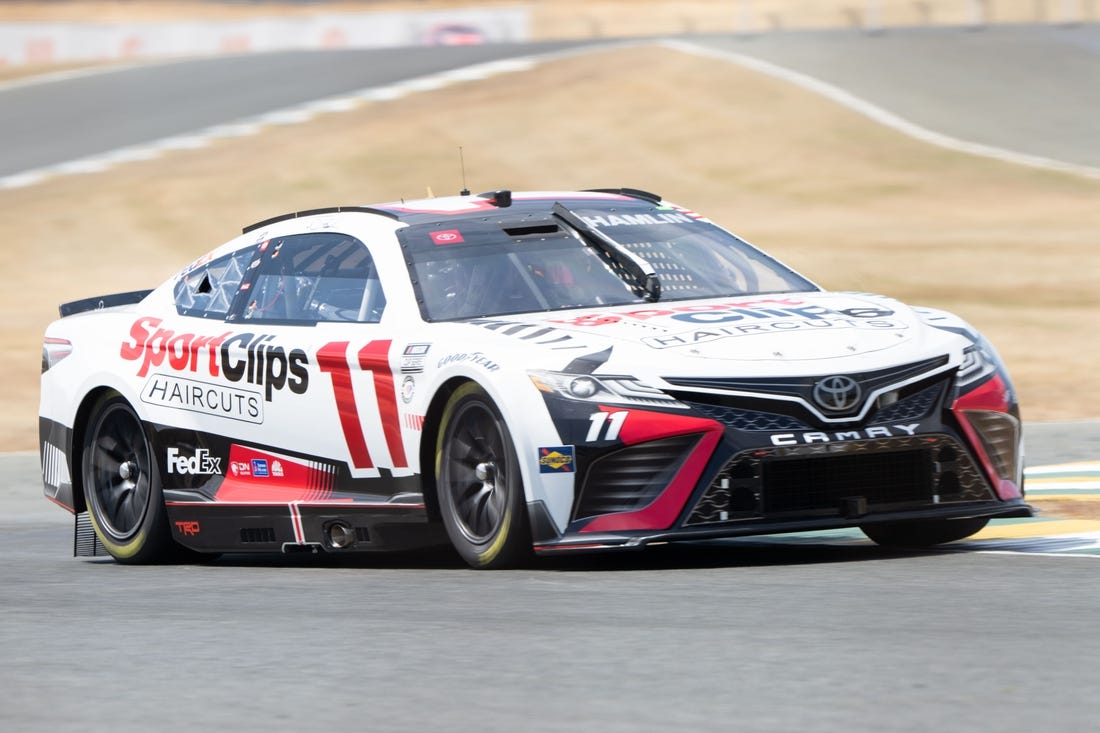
[166,447,222,475]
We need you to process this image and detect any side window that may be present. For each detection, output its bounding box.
[235,233,386,324]
[174,250,251,319]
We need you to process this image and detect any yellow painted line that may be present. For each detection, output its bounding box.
[1025,482,1095,488]
[975,519,1100,540]
[1030,494,1100,503]
[1027,461,1100,471]
[1029,473,1100,479]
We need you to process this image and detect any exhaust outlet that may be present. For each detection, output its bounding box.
[327,522,356,549]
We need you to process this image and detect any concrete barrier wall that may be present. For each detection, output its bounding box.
[0,5,530,66]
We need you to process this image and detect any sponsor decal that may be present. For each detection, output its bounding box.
[550,298,811,328]
[430,229,465,245]
[580,212,694,227]
[539,446,575,473]
[437,351,501,372]
[468,319,588,350]
[142,374,263,424]
[549,302,905,348]
[166,447,222,475]
[667,204,707,221]
[668,304,895,325]
[770,423,921,446]
[121,317,309,401]
[402,343,431,373]
[215,445,337,503]
[643,317,904,348]
[401,375,416,403]
[174,521,201,536]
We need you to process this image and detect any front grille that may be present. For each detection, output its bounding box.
[682,402,811,432]
[675,375,947,433]
[574,434,699,520]
[685,434,993,525]
[762,450,930,513]
[664,355,951,420]
[665,355,949,397]
[868,380,945,424]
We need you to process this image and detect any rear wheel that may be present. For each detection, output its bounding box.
[436,383,531,569]
[82,394,174,564]
[861,517,989,548]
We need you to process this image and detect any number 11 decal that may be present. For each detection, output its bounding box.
[318,340,407,469]
[586,410,628,442]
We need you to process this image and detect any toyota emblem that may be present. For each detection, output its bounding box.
[813,375,862,412]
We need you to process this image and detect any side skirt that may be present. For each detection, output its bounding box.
[163,501,447,554]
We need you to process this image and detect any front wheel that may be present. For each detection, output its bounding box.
[435,383,531,569]
[82,394,174,564]
[861,517,989,548]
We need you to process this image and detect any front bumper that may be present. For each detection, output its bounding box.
[535,369,1030,553]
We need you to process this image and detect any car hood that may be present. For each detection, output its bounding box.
[469,292,958,373]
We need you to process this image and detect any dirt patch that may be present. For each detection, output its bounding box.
[1029,499,1100,521]
[4,43,1099,453]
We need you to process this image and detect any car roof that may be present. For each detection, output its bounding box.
[241,188,663,233]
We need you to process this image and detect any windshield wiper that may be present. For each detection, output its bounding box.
[551,202,661,302]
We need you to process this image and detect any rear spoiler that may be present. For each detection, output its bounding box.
[59,289,153,318]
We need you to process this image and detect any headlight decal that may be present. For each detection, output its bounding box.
[528,369,684,408]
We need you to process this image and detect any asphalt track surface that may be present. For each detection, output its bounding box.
[691,24,1100,169]
[0,41,590,177]
[3,24,1100,178]
[4,26,1100,732]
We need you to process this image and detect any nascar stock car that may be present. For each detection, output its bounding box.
[39,188,1030,568]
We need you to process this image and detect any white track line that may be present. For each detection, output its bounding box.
[7,37,1100,191]
[0,43,629,191]
[662,38,1100,182]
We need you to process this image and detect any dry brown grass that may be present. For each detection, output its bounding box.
[3,44,1099,455]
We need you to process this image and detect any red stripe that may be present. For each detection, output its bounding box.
[318,341,374,469]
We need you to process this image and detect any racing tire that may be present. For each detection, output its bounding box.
[82,394,175,564]
[860,517,990,548]
[436,383,532,569]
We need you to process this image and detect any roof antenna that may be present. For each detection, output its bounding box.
[458,147,470,196]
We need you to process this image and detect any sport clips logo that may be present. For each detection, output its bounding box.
[120,317,309,400]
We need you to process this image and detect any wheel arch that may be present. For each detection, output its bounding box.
[68,385,154,510]
[419,377,475,522]
[69,386,125,514]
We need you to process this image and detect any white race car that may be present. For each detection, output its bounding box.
[40,188,1029,568]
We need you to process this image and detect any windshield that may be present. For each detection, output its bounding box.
[399,205,817,321]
